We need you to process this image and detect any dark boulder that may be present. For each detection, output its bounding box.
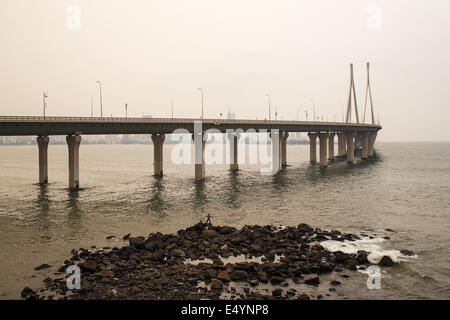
[79,259,97,272]
[34,263,51,271]
[129,237,145,249]
[379,256,394,267]
[123,233,131,240]
[229,270,248,281]
[334,251,350,263]
[298,224,313,233]
[400,249,414,257]
[303,274,320,286]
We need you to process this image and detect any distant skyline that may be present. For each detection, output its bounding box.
[1,0,449,141]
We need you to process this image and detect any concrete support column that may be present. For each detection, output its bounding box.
[345,131,356,163]
[368,132,377,157]
[227,133,239,171]
[281,132,289,167]
[307,132,317,163]
[192,132,206,180]
[66,135,81,190]
[328,132,335,160]
[37,136,49,184]
[317,132,329,167]
[337,132,347,158]
[151,134,165,176]
[269,130,282,173]
[361,132,369,159]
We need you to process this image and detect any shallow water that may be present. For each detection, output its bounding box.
[0,142,449,299]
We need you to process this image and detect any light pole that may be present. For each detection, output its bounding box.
[125,103,128,118]
[171,100,174,119]
[198,88,204,119]
[43,91,48,118]
[310,99,316,122]
[228,104,231,119]
[305,110,308,121]
[96,81,103,117]
[265,94,271,120]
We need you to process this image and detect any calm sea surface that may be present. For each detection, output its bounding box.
[0,142,449,299]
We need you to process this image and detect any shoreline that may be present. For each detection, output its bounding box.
[22,221,403,300]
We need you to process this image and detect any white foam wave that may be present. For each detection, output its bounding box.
[320,236,417,264]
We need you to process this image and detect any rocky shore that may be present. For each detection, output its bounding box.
[22,221,397,300]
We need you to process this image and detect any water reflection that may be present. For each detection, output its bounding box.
[146,178,168,216]
[36,184,50,215]
[192,180,207,212]
[225,172,241,209]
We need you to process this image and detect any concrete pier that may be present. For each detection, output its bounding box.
[227,133,239,171]
[308,132,317,164]
[337,132,346,158]
[281,132,289,167]
[318,132,329,167]
[193,132,206,180]
[328,132,335,160]
[270,130,282,173]
[361,132,369,159]
[151,134,165,176]
[368,132,377,157]
[37,136,49,184]
[345,131,356,163]
[66,135,81,190]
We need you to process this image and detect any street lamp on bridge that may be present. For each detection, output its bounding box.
[43,91,48,119]
[96,81,103,118]
[265,94,271,120]
[198,88,204,119]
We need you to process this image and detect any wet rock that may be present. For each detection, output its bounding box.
[79,259,97,272]
[249,280,259,286]
[210,279,223,290]
[129,237,145,249]
[356,251,369,264]
[202,229,217,237]
[345,259,359,270]
[379,256,394,267]
[334,251,350,263]
[170,249,186,257]
[217,271,231,282]
[257,271,268,282]
[297,224,313,233]
[303,274,320,286]
[400,249,414,256]
[95,269,114,279]
[249,244,262,252]
[330,280,341,286]
[270,276,284,284]
[297,294,310,300]
[272,289,283,297]
[21,287,38,300]
[229,270,248,281]
[106,235,115,240]
[34,263,51,271]
[123,233,131,240]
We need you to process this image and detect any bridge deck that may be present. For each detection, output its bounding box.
[0,116,381,136]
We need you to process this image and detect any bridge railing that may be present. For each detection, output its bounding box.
[0,116,380,127]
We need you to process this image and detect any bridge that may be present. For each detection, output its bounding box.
[0,63,381,190]
[0,116,381,190]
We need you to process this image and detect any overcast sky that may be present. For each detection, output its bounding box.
[1,0,449,141]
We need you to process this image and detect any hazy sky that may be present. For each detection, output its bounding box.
[1,0,449,141]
